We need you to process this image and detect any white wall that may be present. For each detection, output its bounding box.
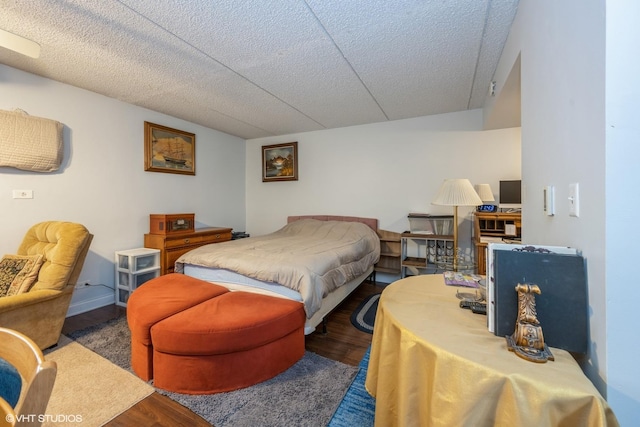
[0,64,246,314]
[246,109,521,281]
[486,0,638,422]
[605,1,640,423]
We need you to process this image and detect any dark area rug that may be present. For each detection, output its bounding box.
[68,316,358,426]
[350,293,380,333]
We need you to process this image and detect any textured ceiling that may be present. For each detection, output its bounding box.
[0,0,519,139]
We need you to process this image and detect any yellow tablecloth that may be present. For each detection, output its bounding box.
[365,275,618,427]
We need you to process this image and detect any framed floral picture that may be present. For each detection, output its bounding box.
[262,141,298,182]
[144,121,195,175]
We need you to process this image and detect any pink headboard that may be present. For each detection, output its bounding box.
[287,215,378,231]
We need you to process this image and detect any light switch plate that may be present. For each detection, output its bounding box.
[544,186,555,216]
[569,183,579,217]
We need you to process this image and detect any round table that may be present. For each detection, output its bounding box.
[364,275,617,427]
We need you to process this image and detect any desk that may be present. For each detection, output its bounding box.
[365,275,618,427]
[474,212,521,275]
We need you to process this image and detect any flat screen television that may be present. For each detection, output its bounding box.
[499,180,521,210]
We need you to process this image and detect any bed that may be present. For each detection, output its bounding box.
[174,215,380,334]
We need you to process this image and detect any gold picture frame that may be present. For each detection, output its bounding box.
[262,142,298,182]
[144,121,195,175]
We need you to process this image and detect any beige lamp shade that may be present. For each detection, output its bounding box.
[432,179,483,207]
[432,179,482,271]
[475,184,495,203]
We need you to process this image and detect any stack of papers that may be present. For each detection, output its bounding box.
[443,271,482,288]
[480,236,505,243]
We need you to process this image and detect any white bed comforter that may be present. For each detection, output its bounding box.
[175,219,380,318]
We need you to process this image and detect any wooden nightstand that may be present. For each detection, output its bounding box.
[144,227,232,275]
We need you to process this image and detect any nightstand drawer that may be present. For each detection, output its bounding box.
[199,231,232,243]
[165,234,210,248]
[165,232,231,248]
[144,227,233,275]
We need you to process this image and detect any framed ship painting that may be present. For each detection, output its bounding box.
[144,121,195,175]
[262,141,298,182]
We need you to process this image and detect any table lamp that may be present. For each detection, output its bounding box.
[432,179,482,271]
[475,184,495,203]
[475,183,497,212]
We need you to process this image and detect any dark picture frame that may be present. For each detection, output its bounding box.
[144,121,195,175]
[262,141,298,182]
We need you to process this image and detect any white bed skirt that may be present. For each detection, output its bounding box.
[183,264,373,335]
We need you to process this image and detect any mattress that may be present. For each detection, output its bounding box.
[182,264,302,302]
[176,218,380,319]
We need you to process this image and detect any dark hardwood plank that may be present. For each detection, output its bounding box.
[107,393,211,427]
[61,304,126,335]
[305,281,381,365]
[62,280,384,426]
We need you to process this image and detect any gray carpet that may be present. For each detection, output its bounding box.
[68,316,358,426]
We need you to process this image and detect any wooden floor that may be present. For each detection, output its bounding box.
[61,280,384,427]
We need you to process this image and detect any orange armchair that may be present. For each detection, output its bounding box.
[0,222,92,349]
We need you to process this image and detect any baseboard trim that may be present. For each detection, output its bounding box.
[66,293,115,317]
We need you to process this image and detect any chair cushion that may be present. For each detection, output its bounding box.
[17,222,91,292]
[0,357,21,408]
[0,254,44,297]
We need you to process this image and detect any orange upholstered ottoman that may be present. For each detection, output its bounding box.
[127,273,229,381]
[150,291,306,394]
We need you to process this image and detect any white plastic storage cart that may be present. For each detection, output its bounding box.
[115,248,160,307]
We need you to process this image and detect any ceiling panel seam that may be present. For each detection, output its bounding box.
[200,104,276,137]
[303,0,389,121]
[467,0,492,110]
[117,0,326,130]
